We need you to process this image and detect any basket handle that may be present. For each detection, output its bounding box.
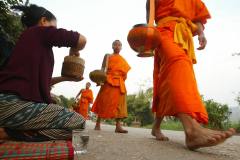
[148,0,155,27]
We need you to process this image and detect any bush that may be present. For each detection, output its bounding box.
[123,114,135,126]
[205,99,231,129]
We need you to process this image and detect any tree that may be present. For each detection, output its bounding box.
[125,89,154,127]
[56,95,75,108]
[134,91,153,126]
[0,0,24,66]
[0,0,23,13]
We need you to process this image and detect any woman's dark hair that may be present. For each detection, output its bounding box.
[11,4,56,28]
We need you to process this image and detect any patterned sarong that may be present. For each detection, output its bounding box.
[0,93,85,141]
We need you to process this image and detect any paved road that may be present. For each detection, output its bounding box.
[77,121,240,160]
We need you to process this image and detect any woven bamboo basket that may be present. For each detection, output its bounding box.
[89,69,106,85]
[61,56,85,78]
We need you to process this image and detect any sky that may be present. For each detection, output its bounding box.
[29,0,240,107]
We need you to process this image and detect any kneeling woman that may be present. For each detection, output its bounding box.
[0,4,86,141]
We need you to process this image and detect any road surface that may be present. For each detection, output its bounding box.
[77,121,240,160]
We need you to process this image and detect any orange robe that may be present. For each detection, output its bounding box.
[91,54,131,119]
[77,89,93,119]
[152,0,211,124]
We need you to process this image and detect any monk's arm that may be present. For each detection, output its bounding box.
[194,22,207,50]
[101,54,110,72]
[146,0,150,23]
[75,89,83,99]
[51,76,83,86]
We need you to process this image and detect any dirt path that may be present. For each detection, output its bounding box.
[77,121,240,160]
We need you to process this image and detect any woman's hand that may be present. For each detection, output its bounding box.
[69,34,87,56]
[51,76,83,86]
[62,76,84,82]
[69,48,80,57]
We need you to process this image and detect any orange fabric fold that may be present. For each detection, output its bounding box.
[155,0,211,24]
[152,0,211,124]
[77,89,93,119]
[91,54,130,119]
[106,54,131,93]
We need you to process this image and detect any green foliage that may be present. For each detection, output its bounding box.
[126,89,154,127]
[104,119,115,125]
[123,113,135,126]
[160,120,183,131]
[0,0,24,42]
[229,121,240,133]
[0,0,23,13]
[205,99,231,129]
[0,0,24,66]
[56,95,75,108]
[144,120,183,131]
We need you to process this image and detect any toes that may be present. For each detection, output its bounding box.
[156,136,169,141]
[229,128,236,134]
[207,137,217,144]
[212,134,222,141]
[163,137,169,141]
[224,128,236,138]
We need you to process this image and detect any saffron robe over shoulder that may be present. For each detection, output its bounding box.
[77,89,93,119]
[152,0,211,124]
[91,54,131,119]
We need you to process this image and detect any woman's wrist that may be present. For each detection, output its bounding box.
[69,48,80,56]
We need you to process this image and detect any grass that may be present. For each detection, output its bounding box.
[144,120,183,131]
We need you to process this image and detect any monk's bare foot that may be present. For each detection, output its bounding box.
[178,113,236,150]
[0,128,9,140]
[151,129,169,141]
[115,127,128,134]
[94,125,101,131]
[186,126,236,150]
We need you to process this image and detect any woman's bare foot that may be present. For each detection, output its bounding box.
[151,129,169,141]
[0,128,9,140]
[178,114,236,150]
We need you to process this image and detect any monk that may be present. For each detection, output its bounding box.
[75,82,94,119]
[146,0,235,150]
[91,40,131,133]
